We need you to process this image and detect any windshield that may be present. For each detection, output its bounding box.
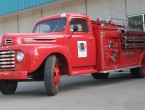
[34,18,66,33]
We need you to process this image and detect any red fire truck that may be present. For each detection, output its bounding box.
[0,13,145,96]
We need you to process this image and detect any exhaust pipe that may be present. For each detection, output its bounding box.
[122,43,145,48]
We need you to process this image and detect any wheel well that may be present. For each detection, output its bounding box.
[138,52,145,65]
[54,53,70,75]
[30,53,70,80]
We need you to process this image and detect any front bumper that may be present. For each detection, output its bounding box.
[0,71,27,80]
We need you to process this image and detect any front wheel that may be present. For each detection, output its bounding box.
[0,80,18,95]
[44,55,60,96]
[91,73,109,79]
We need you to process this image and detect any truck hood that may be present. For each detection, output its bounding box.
[1,33,64,46]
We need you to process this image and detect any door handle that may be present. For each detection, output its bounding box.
[65,35,72,39]
[89,38,94,41]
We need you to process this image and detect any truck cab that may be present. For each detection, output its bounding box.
[33,13,97,73]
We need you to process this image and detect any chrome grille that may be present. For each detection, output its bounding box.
[5,39,13,45]
[0,50,15,69]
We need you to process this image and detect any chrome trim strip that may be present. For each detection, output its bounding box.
[5,39,13,45]
[98,65,141,73]
[0,61,15,65]
[0,50,15,69]
[0,65,15,68]
[0,54,15,58]
[0,50,15,54]
[0,58,15,61]
[24,38,56,43]
[33,38,56,40]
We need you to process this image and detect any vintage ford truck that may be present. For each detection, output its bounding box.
[0,13,145,96]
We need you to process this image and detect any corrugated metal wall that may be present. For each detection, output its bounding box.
[0,0,55,16]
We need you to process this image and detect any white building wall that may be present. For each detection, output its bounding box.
[0,0,144,34]
[109,0,126,19]
[62,0,86,14]
[42,4,62,17]
[87,0,111,20]
[126,0,145,16]
[0,19,3,36]
[32,10,42,27]
[87,0,126,20]
[3,16,18,33]
[18,12,33,33]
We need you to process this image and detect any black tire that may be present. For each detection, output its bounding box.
[0,80,18,95]
[44,55,60,96]
[130,67,145,78]
[91,73,109,79]
[130,55,145,78]
[130,68,139,78]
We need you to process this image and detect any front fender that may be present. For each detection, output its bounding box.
[10,44,72,74]
[35,44,72,74]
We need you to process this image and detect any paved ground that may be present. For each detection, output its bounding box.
[0,71,145,110]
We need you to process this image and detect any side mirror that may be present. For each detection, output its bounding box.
[96,18,101,25]
[70,25,78,32]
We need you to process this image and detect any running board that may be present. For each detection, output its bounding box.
[72,66,97,75]
[98,65,141,73]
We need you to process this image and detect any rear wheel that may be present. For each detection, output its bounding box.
[44,55,60,96]
[130,68,139,78]
[0,80,18,95]
[130,67,145,78]
[130,56,145,78]
[91,73,109,79]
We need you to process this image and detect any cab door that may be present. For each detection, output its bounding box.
[66,18,96,67]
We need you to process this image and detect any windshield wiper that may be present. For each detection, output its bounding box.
[53,20,61,32]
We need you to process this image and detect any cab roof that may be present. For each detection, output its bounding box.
[36,13,88,24]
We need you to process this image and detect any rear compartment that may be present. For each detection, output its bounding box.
[92,21,145,73]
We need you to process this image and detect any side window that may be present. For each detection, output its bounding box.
[70,18,89,32]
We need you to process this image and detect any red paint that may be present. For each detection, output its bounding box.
[54,64,60,89]
[0,71,27,80]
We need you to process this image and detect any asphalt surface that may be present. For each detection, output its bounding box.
[0,71,145,110]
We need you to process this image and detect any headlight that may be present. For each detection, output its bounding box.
[17,51,24,62]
